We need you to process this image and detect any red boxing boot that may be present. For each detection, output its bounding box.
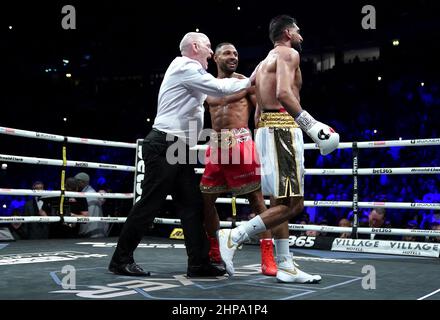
[208,236,222,265]
[260,239,277,276]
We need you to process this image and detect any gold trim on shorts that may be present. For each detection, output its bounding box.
[200,182,261,196]
[257,112,300,128]
[230,182,261,197]
[200,184,229,194]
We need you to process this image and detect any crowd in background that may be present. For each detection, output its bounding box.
[1,55,439,240]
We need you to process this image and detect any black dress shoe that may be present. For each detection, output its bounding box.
[108,261,151,276]
[187,263,226,277]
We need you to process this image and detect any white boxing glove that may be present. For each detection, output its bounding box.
[295,110,340,155]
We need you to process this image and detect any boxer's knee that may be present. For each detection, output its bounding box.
[287,197,304,218]
[247,190,266,214]
[202,193,219,214]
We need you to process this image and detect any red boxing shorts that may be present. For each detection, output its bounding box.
[200,128,261,196]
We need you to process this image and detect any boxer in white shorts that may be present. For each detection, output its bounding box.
[217,15,339,283]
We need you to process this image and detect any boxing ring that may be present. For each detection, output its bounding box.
[1,126,440,300]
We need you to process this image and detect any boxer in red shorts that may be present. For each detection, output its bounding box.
[200,42,277,276]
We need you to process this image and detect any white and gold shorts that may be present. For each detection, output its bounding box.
[255,112,304,198]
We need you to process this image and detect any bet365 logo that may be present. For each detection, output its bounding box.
[288,236,315,247]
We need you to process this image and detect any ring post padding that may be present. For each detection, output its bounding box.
[59,136,68,221]
[231,196,237,228]
[133,139,144,204]
[352,141,359,239]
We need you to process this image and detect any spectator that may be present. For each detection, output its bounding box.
[97,187,113,237]
[317,219,328,237]
[41,177,88,238]
[338,218,352,238]
[429,221,440,243]
[363,208,398,240]
[346,209,369,226]
[420,179,440,229]
[8,209,27,239]
[23,181,49,239]
[75,172,107,238]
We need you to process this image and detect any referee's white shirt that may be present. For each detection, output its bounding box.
[153,56,251,146]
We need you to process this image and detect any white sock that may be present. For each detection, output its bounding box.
[274,239,290,257]
[231,215,266,244]
[274,239,294,269]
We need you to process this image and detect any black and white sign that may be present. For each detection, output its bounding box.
[331,238,440,258]
[0,251,107,265]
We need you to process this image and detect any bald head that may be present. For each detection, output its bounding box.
[179,32,209,55]
[178,32,213,69]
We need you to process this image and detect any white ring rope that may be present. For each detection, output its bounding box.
[62,191,132,199]
[164,196,440,211]
[0,188,438,210]
[2,153,437,175]
[2,216,439,238]
[190,138,440,151]
[0,216,126,223]
[0,126,136,149]
[0,154,135,172]
[286,224,440,237]
[156,218,440,238]
[2,126,440,150]
[0,188,133,199]
[305,167,440,175]
[195,167,440,175]
[0,216,61,223]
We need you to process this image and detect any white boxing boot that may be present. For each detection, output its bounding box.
[217,229,238,276]
[276,254,322,284]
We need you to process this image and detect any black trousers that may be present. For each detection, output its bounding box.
[111,129,209,267]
